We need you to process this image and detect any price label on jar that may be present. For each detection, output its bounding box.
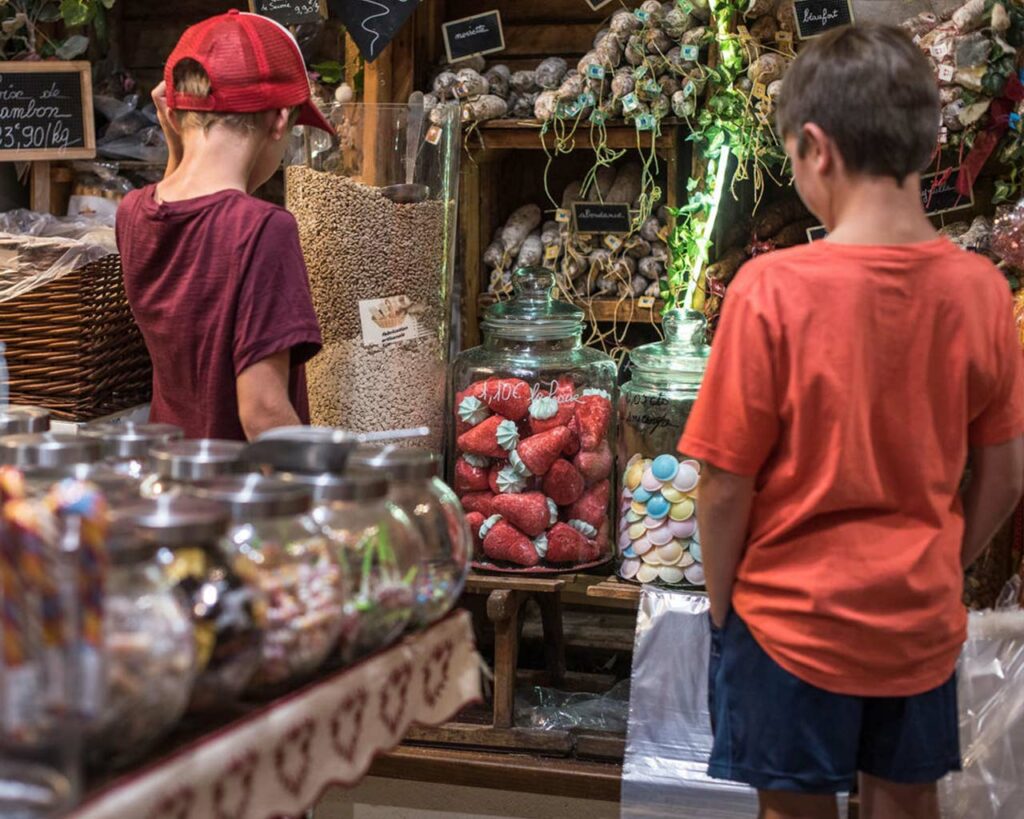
[358,295,429,347]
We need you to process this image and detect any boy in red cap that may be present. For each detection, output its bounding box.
[116,11,332,440]
[680,24,1024,819]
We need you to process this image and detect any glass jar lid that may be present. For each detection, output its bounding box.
[151,440,246,481]
[188,474,312,520]
[629,309,710,384]
[0,406,50,436]
[245,427,360,474]
[81,421,184,460]
[481,267,583,340]
[349,447,439,481]
[25,461,139,498]
[120,495,229,548]
[280,472,388,503]
[0,433,102,468]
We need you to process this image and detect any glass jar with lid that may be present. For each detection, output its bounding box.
[0,405,49,436]
[90,508,197,769]
[617,309,709,588]
[81,421,183,480]
[142,439,246,498]
[0,434,103,498]
[247,431,421,661]
[349,447,470,627]
[451,267,617,572]
[129,495,265,711]
[185,475,347,693]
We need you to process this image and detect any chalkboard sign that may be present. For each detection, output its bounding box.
[583,0,614,9]
[328,0,419,62]
[921,168,973,215]
[0,62,94,161]
[793,0,854,39]
[249,0,326,26]
[806,225,828,242]
[443,10,505,64]
[573,202,631,235]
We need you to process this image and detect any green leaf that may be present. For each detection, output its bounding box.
[60,0,91,27]
[37,1,63,21]
[311,60,344,85]
[101,0,117,8]
[55,32,88,58]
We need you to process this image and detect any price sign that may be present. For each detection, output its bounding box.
[442,10,505,64]
[573,202,632,235]
[328,0,419,62]
[806,225,828,242]
[921,168,973,216]
[793,0,854,40]
[248,0,326,26]
[0,62,94,161]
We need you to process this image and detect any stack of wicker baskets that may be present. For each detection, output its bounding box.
[0,237,151,421]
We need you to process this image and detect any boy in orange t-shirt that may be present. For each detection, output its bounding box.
[679,24,1024,819]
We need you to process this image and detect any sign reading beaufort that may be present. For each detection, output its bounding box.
[0,61,94,161]
[792,0,854,39]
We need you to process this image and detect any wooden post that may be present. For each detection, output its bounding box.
[486,588,524,729]
[30,161,51,214]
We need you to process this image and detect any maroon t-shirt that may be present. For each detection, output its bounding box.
[116,186,322,440]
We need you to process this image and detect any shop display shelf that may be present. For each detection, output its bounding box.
[471,119,686,153]
[478,293,666,327]
[70,612,481,819]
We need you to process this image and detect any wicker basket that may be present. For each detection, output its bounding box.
[1,253,151,422]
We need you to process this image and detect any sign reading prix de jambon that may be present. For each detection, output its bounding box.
[0,61,95,161]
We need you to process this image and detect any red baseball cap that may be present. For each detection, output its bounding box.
[165,9,333,134]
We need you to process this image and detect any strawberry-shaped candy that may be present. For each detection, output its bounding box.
[472,378,532,422]
[574,439,612,485]
[527,391,576,435]
[491,492,557,538]
[543,459,585,506]
[455,456,491,494]
[562,425,581,457]
[490,463,526,495]
[567,479,609,529]
[481,515,539,567]
[465,511,485,553]
[460,491,497,517]
[515,426,572,477]
[573,389,612,451]
[546,521,590,563]
[456,393,492,436]
[457,415,519,459]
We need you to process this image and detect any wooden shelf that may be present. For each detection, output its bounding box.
[473,119,685,152]
[479,294,665,325]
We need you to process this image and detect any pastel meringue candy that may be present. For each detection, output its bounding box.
[636,564,660,584]
[529,395,559,420]
[632,535,653,556]
[624,459,649,491]
[463,453,491,468]
[569,519,598,538]
[684,563,705,585]
[458,395,491,426]
[479,514,502,540]
[668,518,696,539]
[673,461,700,492]
[658,566,685,585]
[620,557,642,580]
[496,419,520,452]
[533,533,549,559]
[651,454,679,482]
[496,465,526,494]
[648,524,674,546]
[690,539,702,563]
[546,497,559,527]
[655,539,683,564]
[509,449,533,477]
[641,467,662,493]
[582,388,611,400]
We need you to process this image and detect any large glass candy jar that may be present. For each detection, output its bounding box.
[451,268,617,572]
[617,309,709,587]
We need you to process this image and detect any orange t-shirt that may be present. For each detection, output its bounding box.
[679,238,1024,697]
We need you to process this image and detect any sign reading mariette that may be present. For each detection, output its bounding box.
[0,61,94,161]
[443,10,505,63]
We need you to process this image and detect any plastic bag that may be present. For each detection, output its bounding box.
[939,604,1024,819]
[992,197,1024,272]
[515,680,630,732]
[96,92,166,163]
[0,210,116,303]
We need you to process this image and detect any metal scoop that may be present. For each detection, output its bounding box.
[380,92,429,204]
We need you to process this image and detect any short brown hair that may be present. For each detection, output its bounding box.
[171,59,298,132]
[775,24,940,182]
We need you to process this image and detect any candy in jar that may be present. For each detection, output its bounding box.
[617,309,709,587]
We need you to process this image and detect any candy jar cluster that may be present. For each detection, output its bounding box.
[617,309,709,587]
[451,267,617,572]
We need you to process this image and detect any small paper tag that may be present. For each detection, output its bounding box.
[912,33,922,45]
[454,81,469,98]
[544,244,560,260]
[657,225,670,242]
[579,91,596,107]
[555,208,571,224]
[753,81,768,99]
[622,92,641,113]
[638,295,656,309]
[679,0,694,12]
[738,25,752,40]
[930,41,950,59]
[635,113,657,131]
[681,44,699,61]
[590,109,608,125]
[604,234,624,251]
[938,126,949,144]
[461,106,473,122]
[425,125,442,145]
[635,8,649,21]
[359,295,428,347]
[586,64,606,80]
[938,64,954,82]
[633,65,649,80]
[683,80,696,98]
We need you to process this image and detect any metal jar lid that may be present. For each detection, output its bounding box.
[0,406,50,436]
[348,447,439,482]
[280,472,388,503]
[81,421,184,460]
[245,427,360,475]
[23,461,140,500]
[0,433,102,468]
[119,495,229,549]
[186,474,312,520]
[150,440,246,481]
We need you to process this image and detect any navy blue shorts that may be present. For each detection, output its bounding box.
[708,611,961,794]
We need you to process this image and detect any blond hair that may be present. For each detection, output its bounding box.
[171,59,299,132]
